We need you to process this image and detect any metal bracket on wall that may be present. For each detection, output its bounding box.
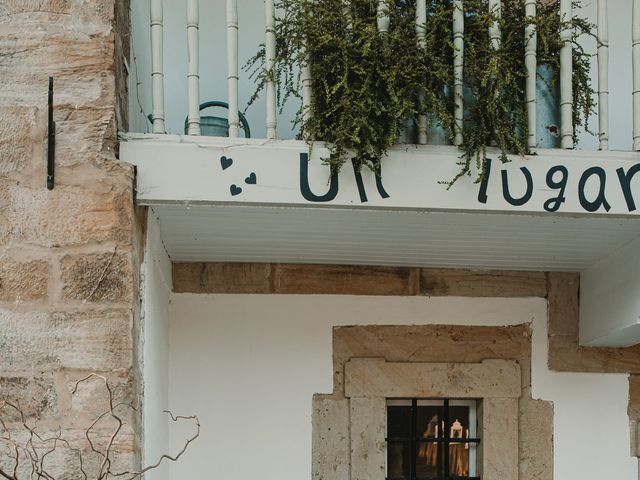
[47,76,55,190]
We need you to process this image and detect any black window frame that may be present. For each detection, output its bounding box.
[385,398,481,480]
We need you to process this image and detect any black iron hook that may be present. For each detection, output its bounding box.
[47,76,55,190]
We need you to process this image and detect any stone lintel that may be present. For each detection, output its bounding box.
[345,358,521,399]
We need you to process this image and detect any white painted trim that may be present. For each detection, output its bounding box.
[122,134,640,217]
[580,232,640,347]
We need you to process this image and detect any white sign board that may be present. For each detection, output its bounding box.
[124,136,640,216]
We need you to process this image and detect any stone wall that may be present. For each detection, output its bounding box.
[0,0,142,477]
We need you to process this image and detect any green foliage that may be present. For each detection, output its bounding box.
[245,0,596,183]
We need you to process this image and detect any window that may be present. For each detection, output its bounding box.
[386,399,480,480]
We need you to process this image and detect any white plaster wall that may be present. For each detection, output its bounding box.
[141,213,172,480]
[165,294,636,480]
[128,0,636,150]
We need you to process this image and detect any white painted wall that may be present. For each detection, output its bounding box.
[141,213,172,480]
[128,0,636,150]
[163,294,636,480]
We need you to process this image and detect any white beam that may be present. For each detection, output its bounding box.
[580,232,640,347]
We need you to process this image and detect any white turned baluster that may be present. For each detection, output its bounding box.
[489,0,501,51]
[227,0,240,138]
[302,62,312,126]
[301,2,313,127]
[560,0,573,149]
[151,0,165,133]
[187,0,200,136]
[597,0,609,150]
[378,0,390,34]
[265,0,277,139]
[416,0,427,144]
[453,0,464,146]
[525,0,537,152]
[633,0,640,150]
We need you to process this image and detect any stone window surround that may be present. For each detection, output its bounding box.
[345,358,521,480]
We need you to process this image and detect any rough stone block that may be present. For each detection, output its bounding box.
[0,106,40,175]
[482,398,519,480]
[312,395,350,480]
[547,272,640,373]
[519,397,553,480]
[0,375,58,421]
[421,269,547,297]
[61,251,132,303]
[0,184,132,247]
[274,264,418,295]
[333,324,530,396]
[547,272,580,337]
[345,358,521,399]
[172,262,271,294]
[350,397,386,480]
[64,371,133,423]
[0,259,49,302]
[0,308,133,374]
[630,375,640,421]
[630,421,640,457]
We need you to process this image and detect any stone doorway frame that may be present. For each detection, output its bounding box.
[345,358,520,480]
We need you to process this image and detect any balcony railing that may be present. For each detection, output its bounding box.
[130,0,640,152]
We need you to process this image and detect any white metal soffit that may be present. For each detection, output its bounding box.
[150,204,640,271]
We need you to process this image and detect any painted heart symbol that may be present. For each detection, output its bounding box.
[230,184,242,196]
[220,156,233,170]
[245,172,257,185]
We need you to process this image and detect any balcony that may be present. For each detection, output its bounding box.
[122,0,640,347]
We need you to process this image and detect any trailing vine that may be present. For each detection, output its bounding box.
[245,0,595,183]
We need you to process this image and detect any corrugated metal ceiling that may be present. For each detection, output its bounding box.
[152,204,640,271]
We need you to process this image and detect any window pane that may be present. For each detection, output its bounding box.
[386,400,478,480]
[416,405,442,477]
[387,441,411,480]
[416,404,443,439]
[387,405,412,438]
[447,405,470,477]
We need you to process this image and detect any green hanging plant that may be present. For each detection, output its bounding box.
[446,0,596,186]
[245,0,596,184]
